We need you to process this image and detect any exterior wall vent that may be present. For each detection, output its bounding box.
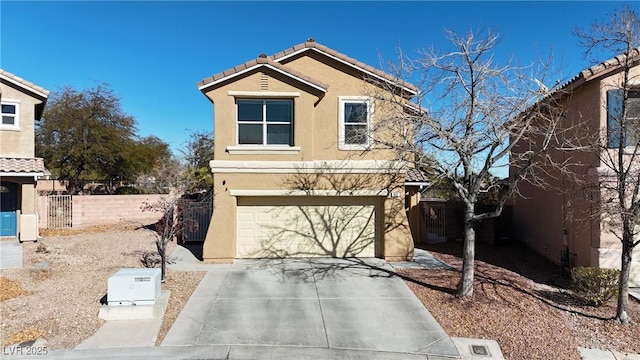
[260,72,268,91]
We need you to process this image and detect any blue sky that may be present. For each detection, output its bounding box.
[2,1,637,157]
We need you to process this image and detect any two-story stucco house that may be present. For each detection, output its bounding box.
[0,69,50,241]
[512,49,640,287]
[197,39,426,262]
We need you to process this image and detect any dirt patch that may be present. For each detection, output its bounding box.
[0,224,203,350]
[400,241,640,360]
[0,277,28,301]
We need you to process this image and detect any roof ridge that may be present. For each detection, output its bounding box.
[269,40,419,94]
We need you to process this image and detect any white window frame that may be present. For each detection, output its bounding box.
[236,99,294,146]
[338,96,372,150]
[1,100,20,130]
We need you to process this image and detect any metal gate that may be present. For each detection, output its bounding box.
[424,202,446,243]
[180,195,213,242]
[48,195,72,229]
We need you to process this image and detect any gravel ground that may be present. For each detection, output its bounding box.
[0,224,204,350]
[399,241,640,360]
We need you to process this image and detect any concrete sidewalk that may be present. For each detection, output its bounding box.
[4,344,466,359]
[580,347,640,360]
[0,239,22,269]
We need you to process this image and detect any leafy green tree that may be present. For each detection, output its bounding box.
[36,84,171,194]
[180,131,214,192]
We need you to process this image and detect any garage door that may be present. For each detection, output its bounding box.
[631,243,640,288]
[237,205,375,258]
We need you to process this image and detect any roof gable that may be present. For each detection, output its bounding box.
[197,56,328,93]
[197,39,418,97]
[270,40,418,97]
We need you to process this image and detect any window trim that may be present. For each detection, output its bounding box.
[607,89,640,149]
[1,100,20,130]
[235,99,294,146]
[338,96,372,150]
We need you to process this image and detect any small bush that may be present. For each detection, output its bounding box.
[114,186,143,195]
[140,251,162,268]
[35,244,50,254]
[571,267,619,306]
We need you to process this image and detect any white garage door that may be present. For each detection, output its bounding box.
[237,205,375,258]
[631,244,640,288]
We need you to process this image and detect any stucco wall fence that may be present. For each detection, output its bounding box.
[37,194,177,229]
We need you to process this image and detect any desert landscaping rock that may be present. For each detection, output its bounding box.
[0,224,203,349]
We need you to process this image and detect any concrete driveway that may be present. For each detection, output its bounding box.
[162,257,459,358]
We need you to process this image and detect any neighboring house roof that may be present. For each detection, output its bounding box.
[197,39,418,97]
[197,55,329,93]
[554,47,640,95]
[0,68,50,120]
[0,69,50,99]
[405,168,431,185]
[0,157,48,177]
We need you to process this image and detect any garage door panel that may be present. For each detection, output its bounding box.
[237,205,375,258]
[631,244,640,288]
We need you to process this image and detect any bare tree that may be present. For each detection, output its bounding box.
[574,5,640,324]
[369,28,568,297]
[141,193,211,280]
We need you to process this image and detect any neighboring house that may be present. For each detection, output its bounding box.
[512,49,640,287]
[0,69,50,241]
[197,39,427,261]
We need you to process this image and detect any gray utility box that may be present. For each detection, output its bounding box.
[107,268,161,306]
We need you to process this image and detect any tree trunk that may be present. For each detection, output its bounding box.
[616,231,632,324]
[156,239,166,281]
[458,204,476,297]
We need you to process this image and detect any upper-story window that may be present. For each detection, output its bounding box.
[608,89,640,148]
[338,96,372,150]
[1,102,19,129]
[237,99,293,146]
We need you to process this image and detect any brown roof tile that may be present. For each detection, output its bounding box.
[0,69,50,99]
[198,57,328,92]
[0,157,48,175]
[556,47,640,93]
[197,40,419,95]
[405,168,431,183]
[269,41,419,95]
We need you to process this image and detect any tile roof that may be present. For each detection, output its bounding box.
[405,168,431,183]
[197,39,419,96]
[0,157,49,176]
[0,69,50,99]
[555,47,640,94]
[270,40,419,95]
[197,56,328,92]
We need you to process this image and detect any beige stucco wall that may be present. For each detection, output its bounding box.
[203,171,413,261]
[513,64,640,269]
[203,59,402,163]
[512,78,602,267]
[0,82,41,158]
[201,51,416,261]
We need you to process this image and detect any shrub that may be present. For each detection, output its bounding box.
[571,267,619,306]
[140,250,162,268]
[114,186,143,195]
